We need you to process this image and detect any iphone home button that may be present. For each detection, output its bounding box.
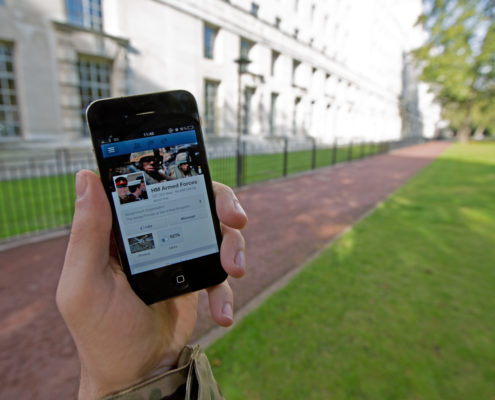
[173,272,189,289]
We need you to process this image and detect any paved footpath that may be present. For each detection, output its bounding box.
[0,141,449,399]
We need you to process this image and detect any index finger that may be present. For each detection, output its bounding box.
[213,182,248,230]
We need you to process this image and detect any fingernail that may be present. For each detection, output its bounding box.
[75,172,88,199]
[222,303,233,321]
[234,199,246,217]
[235,250,245,271]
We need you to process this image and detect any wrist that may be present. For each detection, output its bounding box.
[77,356,178,400]
[93,346,224,400]
[78,365,140,400]
[142,355,177,380]
[78,366,102,400]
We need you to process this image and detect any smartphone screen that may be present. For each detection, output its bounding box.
[98,127,219,276]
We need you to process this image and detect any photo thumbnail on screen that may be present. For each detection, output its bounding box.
[128,233,155,254]
[108,143,203,187]
[114,172,148,205]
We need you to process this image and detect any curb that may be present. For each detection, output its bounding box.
[0,228,70,252]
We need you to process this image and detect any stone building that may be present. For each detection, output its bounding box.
[0,0,440,147]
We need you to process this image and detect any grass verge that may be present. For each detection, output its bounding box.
[207,142,495,400]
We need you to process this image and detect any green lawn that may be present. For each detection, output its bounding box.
[207,142,495,400]
[1,144,381,239]
[1,173,76,239]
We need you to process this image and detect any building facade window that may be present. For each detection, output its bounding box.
[270,92,278,136]
[66,0,103,31]
[293,96,301,135]
[203,24,218,60]
[204,80,219,135]
[292,59,301,85]
[77,56,111,136]
[270,50,279,76]
[251,3,259,17]
[239,38,254,73]
[0,42,21,137]
[242,87,255,136]
[240,38,254,60]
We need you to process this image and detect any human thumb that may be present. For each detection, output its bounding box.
[63,169,112,277]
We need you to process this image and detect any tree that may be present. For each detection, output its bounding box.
[412,0,495,142]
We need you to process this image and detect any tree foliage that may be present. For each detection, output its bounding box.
[412,0,495,141]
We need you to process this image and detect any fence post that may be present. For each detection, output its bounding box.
[242,141,247,186]
[347,140,353,161]
[311,137,317,169]
[332,137,337,165]
[55,148,63,173]
[2,167,14,239]
[236,140,243,187]
[63,149,73,225]
[282,137,289,177]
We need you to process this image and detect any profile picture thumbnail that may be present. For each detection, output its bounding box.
[114,172,148,205]
[128,233,155,254]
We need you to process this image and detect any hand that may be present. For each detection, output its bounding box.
[56,170,247,399]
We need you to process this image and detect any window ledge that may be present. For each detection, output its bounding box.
[52,21,130,46]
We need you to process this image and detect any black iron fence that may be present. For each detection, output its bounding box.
[0,136,425,245]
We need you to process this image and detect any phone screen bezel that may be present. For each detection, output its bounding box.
[87,90,226,304]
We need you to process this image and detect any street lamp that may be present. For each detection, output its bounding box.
[234,55,251,187]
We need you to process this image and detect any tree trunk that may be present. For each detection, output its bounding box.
[458,117,471,143]
[473,126,485,139]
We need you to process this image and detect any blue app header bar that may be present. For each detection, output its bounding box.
[101,130,197,158]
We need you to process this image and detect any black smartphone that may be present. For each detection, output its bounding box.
[86,90,226,305]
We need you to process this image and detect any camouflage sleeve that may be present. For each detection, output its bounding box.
[101,345,224,400]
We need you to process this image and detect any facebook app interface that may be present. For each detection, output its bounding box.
[101,129,219,275]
